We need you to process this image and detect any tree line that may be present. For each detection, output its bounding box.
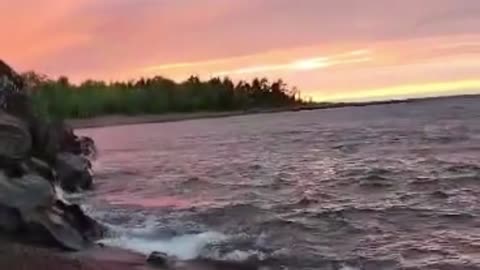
[23,72,306,119]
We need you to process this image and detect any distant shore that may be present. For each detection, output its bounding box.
[69,110,270,129]
[67,102,403,129]
[68,94,477,129]
[65,100,412,129]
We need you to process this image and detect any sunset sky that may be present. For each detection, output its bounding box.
[1,0,480,102]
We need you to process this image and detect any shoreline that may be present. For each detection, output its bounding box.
[0,240,263,270]
[67,100,408,129]
[68,105,328,129]
[68,94,480,129]
[68,110,261,129]
[66,101,399,129]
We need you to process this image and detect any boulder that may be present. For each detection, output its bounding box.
[0,205,22,233]
[55,153,93,192]
[0,113,32,163]
[147,251,171,268]
[0,60,24,111]
[30,120,96,164]
[55,202,104,241]
[78,136,97,159]
[31,120,71,164]
[0,171,103,250]
[0,60,103,252]
[22,158,56,183]
[0,172,53,211]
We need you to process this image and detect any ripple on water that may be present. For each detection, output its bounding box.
[77,97,480,269]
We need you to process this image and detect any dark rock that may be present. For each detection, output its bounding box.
[0,60,102,252]
[0,171,54,210]
[0,60,24,110]
[31,120,73,164]
[147,251,171,268]
[78,136,97,159]
[22,158,56,183]
[30,120,96,164]
[54,122,80,154]
[0,205,22,233]
[0,171,104,251]
[56,202,104,241]
[4,92,34,119]
[55,153,93,192]
[0,112,32,163]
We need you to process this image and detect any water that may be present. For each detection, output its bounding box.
[77,96,480,270]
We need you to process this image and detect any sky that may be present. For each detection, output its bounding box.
[1,0,480,102]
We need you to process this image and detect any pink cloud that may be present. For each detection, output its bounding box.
[1,0,479,100]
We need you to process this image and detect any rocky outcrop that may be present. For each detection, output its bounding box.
[0,112,31,162]
[0,60,103,251]
[147,251,172,268]
[55,153,93,192]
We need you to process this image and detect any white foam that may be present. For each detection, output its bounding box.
[98,231,228,260]
[54,184,68,203]
[209,249,268,262]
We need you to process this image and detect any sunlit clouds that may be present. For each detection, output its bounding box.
[214,50,372,76]
[1,0,480,101]
[139,49,372,79]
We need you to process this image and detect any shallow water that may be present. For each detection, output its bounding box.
[78,96,480,270]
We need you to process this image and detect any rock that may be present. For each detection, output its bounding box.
[31,120,96,164]
[78,136,97,159]
[55,202,104,241]
[3,91,34,119]
[0,205,22,233]
[0,171,103,250]
[0,60,104,252]
[0,112,32,163]
[0,172,76,249]
[147,251,171,268]
[0,171,54,211]
[22,158,56,183]
[0,60,24,111]
[30,199,104,251]
[55,153,93,192]
[31,120,72,164]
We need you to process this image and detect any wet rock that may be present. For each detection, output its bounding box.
[147,251,171,268]
[0,172,104,250]
[0,172,85,250]
[55,153,93,192]
[56,202,104,241]
[78,136,97,159]
[0,60,102,251]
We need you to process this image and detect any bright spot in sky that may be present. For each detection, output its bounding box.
[291,57,330,70]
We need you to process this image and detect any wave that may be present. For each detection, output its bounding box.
[98,231,227,260]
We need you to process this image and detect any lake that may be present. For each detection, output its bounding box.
[78,96,480,270]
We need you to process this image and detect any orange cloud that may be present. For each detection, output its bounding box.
[2,1,480,101]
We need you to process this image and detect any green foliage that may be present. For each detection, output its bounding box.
[24,72,304,119]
